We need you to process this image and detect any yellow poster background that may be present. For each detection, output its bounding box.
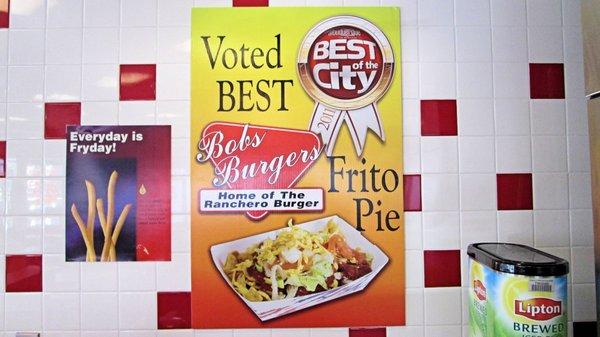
[190,7,404,328]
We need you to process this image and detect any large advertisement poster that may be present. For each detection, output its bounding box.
[66,126,171,262]
[190,7,404,328]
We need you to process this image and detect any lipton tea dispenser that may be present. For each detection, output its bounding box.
[468,243,569,337]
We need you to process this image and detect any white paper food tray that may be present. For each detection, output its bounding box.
[210,215,389,321]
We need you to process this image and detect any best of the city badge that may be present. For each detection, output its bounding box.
[298,16,395,156]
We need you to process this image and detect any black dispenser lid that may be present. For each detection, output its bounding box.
[467,243,569,276]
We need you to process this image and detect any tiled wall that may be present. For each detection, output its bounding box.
[0,0,595,336]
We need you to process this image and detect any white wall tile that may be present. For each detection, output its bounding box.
[84,0,120,27]
[44,140,67,177]
[156,253,190,291]
[47,0,83,28]
[82,65,119,101]
[404,212,422,250]
[43,215,65,254]
[423,211,459,249]
[572,284,596,321]
[421,174,459,211]
[530,100,566,135]
[402,63,419,98]
[491,0,526,26]
[156,64,190,100]
[421,137,457,173]
[0,32,7,66]
[45,29,83,65]
[533,210,570,247]
[6,178,43,215]
[457,99,494,136]
[405,288,424,325]
[7,67,45,103]
[528,26,564,62]
[43,293,80,330]
[493,63,530,98]
[158,0,193,26]
[459,137,495,173]
[45,64,82,102]
[567,98,588,135]
[5,293,42,331]
[43,177,66,215]
[6,139,43,177]
[404,136,421,173]
[498,211,534,245]
[569,173,592,209]
[120,28,158,63]
[532,136,567,172]
[418,27,455,63]
[9,0,46,28]
[402,99,420,136]
[419,63,456,98]
[457,63,493,98]
[83,28,120,64]
[418,0,454,26]
[119,292,157,330]
[9,29,45,65]
[570,209,593,247]
[82,292,119,330]
[565,61,585,98]
[81,262,118,292]
[494,99,531,136]
[496,136,532,172]
[118,262,157,291]
[460,211,497,250]
[455,0,490,26]
[118,102,156,125]
[568,136,590,172]
[492,27,527,62]
[43,253,80,292]
[405,250,423,288]
[387,326,424,337]
[571,246,594,283]
[156,100,190,138]
[121,0,158,27]
[534,173,569,209]
[401,27,418,62]
[82,101,119,125]
[459,174,496,211]
[158,27,191,64]
[382,0,417,26]
[455,27,491,62]
[563,0,582,26]
[5,216,42,254]
[424,288,462,325]
[527,0,563,26]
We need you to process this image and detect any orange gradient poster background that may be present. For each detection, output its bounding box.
[190,7,404,328]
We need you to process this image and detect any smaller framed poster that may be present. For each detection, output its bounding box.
[66,125,171,262]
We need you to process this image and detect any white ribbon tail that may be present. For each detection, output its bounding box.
[344,103,385,156]
[308,103,344,156]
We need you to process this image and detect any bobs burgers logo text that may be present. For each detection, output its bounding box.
[190,7,404,328]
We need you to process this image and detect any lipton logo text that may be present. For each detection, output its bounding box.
[515,298,562,320]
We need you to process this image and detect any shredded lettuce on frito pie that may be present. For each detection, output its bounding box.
[223,219,373,302]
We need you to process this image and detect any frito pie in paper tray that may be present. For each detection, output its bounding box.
[190,7,404,328]
[211,215,389,321]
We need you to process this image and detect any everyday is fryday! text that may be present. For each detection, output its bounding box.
[68,130,144,154]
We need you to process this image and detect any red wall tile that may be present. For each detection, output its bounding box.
[120,64,156,101]
[233,0,269,6]
[350,328,387,337]
[404,174,422,212]
[0,0,9,29]
[424,250,461,287]
[44,103,81,139]
[530,63,565,99]
[0,141,5,178]
[421,100,458,136]
[497,173,533,210]
[6,255,42,292]
[157,292,191,329]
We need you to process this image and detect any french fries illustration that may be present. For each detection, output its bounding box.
[70,170,133,262]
